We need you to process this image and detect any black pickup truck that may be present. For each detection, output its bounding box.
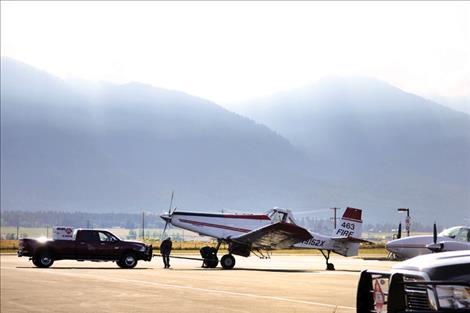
[18,229,153,269]
[357,250,470,313]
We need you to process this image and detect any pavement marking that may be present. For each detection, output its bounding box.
[8,267,355,311]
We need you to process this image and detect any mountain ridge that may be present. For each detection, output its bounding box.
[1,58,469,223]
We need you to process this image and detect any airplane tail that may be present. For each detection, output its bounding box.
[332,207,363,238]
[331,207,364,256]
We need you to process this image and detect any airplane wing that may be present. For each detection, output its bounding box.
[230,222,312,249]
[331,236,373,244]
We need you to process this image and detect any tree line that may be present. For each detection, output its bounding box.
[1,210,165,229]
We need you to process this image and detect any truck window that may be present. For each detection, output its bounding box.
[98,232,112,242]
[77,231,100,243]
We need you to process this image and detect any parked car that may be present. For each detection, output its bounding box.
[357,250,470,313]
[18,228,153,269]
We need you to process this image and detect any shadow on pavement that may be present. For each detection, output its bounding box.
[16,266,152,270]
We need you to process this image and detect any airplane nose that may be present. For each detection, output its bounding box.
[160,213,171,222]
[385,241,397,253]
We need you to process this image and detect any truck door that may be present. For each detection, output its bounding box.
[95,231,120,260]
[75,230,100,259]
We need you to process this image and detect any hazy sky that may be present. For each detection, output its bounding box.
[1,1,469,105]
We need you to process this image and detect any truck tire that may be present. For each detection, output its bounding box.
[118,253,138,269]
[221,254,235,270]
[32,257,41,267]
[34,251,54,268]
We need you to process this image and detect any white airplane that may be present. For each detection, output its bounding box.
[160,207,368,270]
[385,224,470,260]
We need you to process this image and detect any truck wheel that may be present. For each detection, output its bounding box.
[119,253,138,269]
[35,251,54,268]
[32,257,41,267]
[221,254,235,270]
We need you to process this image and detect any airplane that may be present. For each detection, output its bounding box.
[160,206,368,270]
[385,224,470,260]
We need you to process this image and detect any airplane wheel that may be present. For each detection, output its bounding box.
[205,257,219,268]
[326,263,335,271]
[221,254,235,270]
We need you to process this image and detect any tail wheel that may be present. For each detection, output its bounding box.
[34,251,54,268]
[118,253,138,269]
[221,254,235,270]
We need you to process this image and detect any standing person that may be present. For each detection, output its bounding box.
[160,237,172,269]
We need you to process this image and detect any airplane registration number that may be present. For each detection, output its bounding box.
[302,238,325,247]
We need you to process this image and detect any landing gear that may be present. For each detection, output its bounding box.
[200,241,236,269]
[200,241,222,268]
[320,250,335,271]
[200,246,218,268]
[220,254,236,270]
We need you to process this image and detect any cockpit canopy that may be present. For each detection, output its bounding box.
[439,226,470,242]
[266,208,297,224]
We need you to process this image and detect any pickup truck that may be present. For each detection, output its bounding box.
[357,250,470,313]
[18,229,153,269]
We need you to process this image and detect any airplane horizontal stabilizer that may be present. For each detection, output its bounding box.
[331,236,372,244]
[231,222,312,250]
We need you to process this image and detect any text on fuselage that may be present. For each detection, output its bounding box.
[302,238,325,246]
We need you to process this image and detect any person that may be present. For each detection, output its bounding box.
[160,237,172,269]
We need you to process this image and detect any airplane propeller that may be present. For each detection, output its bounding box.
[426,222,444,253]
[161,191,175,240]
[397,222,402,239]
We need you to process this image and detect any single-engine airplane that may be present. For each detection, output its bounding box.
[386,224,470,260]
[160,207,368,270]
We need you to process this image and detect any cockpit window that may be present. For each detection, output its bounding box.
[269,211,287,223]
[439,226,461,238]
[456,228,470,242]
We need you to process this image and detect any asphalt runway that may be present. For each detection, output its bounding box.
[1,254,396,313]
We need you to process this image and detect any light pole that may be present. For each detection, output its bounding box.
[330,207,340,229]
[397,208,410,237]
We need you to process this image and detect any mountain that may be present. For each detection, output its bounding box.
[1,58,326,212]
[234,77,470,222]
[2,59,468,224]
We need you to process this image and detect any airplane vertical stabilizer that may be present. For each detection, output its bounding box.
[332,207,363,239]
[331,207,363,257]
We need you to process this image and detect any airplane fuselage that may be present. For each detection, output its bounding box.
[385,235,470,259]
[166,211,272,239]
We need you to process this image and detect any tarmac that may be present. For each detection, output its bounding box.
[1,253,396,313]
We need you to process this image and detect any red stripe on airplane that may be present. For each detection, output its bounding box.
[179,219,251,233]
[221,214,270,220]
[343,207,362,221]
